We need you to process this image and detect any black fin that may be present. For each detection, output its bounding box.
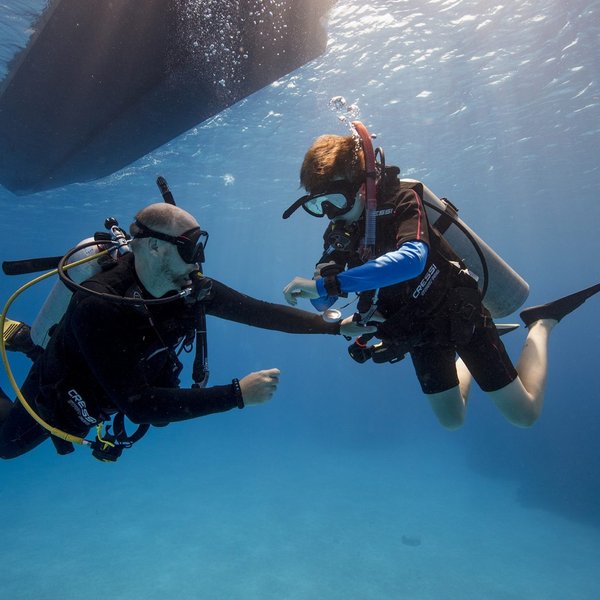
[3,256,62,275]
[2,319,40,359]
[520,283,600,328]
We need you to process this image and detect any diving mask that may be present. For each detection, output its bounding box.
[134,220,209,264]
[282,180,360,220]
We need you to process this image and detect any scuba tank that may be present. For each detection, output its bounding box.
[30,217,131,348]
[30,236,108,347]
[409,179,529,318]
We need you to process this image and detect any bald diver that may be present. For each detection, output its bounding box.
[1,200,367,461]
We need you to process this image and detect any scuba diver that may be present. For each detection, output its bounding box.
[282,125,600,429]
[0,199,367,461]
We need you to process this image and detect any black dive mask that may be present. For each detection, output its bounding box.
[134,220,209,264]
[282,180,361,220]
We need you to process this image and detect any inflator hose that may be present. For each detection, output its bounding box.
[0,250,111,445]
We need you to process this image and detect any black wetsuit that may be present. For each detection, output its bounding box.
[320,170,517,394]
[0,253,339,459]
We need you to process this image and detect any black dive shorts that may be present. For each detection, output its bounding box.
[410,323,518,395]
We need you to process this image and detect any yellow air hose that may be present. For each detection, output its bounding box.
[0,249,110,445]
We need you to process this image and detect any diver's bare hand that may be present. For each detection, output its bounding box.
[239,368,281,406]
[340,316,378,337]
[283,277,318,305]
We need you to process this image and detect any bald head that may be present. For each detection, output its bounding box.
[129,203,202,297]
[130,203,199,238]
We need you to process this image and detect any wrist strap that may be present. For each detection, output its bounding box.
[323,275,342,297]
[232,378,244,409]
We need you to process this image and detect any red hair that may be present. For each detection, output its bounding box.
[300,134,365,193]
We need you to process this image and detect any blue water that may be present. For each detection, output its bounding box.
[1,1,599,598]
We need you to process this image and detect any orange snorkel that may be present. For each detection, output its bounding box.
[351,121,378,254]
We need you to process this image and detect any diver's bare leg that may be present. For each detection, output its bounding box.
[427,358,472,429]
[488,319,556,427]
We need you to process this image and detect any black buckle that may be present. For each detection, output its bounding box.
[91,438,125,462]
[459,303,477,321]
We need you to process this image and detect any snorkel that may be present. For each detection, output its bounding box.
[351,121,378,254]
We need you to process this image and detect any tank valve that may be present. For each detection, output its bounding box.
[104,217,131,255]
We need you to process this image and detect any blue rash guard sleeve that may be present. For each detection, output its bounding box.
[315,240,429,298]
[310,296,338,311]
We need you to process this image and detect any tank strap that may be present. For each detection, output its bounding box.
[431,197,459,235]
[444,285,492,345]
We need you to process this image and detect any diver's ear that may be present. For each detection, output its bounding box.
[148,237,160,255]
